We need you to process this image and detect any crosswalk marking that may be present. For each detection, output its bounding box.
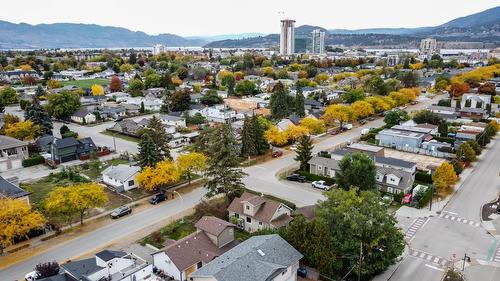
[437,213,480,227]
[409,249,449,268]
[492,244,500,263]
[405,217,429,242]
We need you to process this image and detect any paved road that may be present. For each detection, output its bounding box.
[0,188,206,281]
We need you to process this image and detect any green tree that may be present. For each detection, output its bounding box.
[171,90,191,111]
[176,66,189,80]
[270,82,290,119]
[384,110,409,126]
[235,80,256,96]
[24,97,53,135]
[456,143,476,163]
[137,131,162,167]
[146,115,171,160]
[0,86,18,112]
[294,135,313,171]
[398,71,420,88]
[204,124,247,200]
[438,121,448,137]
[466,140,481,155]
[221,74,235,95]
[295,92,305,117]
[35,85,45,97]
[45,91,81,119]
[241,115,268,157]
[161,72,174,90]
[145,73,162,89]
[336,152,376,190]
[128,79,144,96]
[201,90,223,106]
[412,110,442,125]
[342,88,366,103]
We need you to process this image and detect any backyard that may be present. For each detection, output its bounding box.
[61,78,110,88]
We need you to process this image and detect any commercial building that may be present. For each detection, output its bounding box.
[280,19,296,55]
[419,38,438,56]
[311,29,325,54]
[152,44,167,55]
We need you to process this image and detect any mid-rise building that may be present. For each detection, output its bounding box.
[280,19,296,55]
[419,38,438,56]
[152,44,167,55]
[311,29,325,54]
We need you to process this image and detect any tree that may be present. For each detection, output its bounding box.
[129,53,137,64]
[336,152,376,190]
[0,86,18,111]
[384,110,409,126]
[316,188,405,279]
[204,124,247,199]
[176,66,189,80]
[161,72,174,89]
[46,91,81,118]
[35,261,60,279]
[264,126,289,146]
[146,115,172,159]
[270,82,290,119]
[35,85,45,97]
[294,135,313,171]
[137,131,162,168]
[45,183,107,225]
[351,100,374,119]
[201,90,223,106]
[322,104,356,128]
[0,199,46,254]
[449,82,470,98]
[342,88,366,103]
[139,101,145,113]
[192,66,207,80]
[478,82,496,96]
[438,121,448,137]
[128,78,144,97]
[5,120,41,140]
[365,96,391,113]
[136,160,181,191]
[177,152,207,184]
[299,117,325,135]
[466,140,482,155]
[398,71,420,88]
[432,162,458,194]
[171,90,191,111]
[235,80,256,96]
[295,92,305,117]
[145,73,162,89]
[220,71,236,95]
[366,76,388,95]
[91,84,104,96]
[24,97,53,135]
[185,112,206,125]
[412,110,442,125]
[241,115,268,157]
[456,143,476,163]
[109,76,122,92]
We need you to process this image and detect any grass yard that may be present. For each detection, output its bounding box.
[139,216,197,249]
[61,78,110,89]
[100,130,140,143]
[80,157,130,180]
[21,174,87,207]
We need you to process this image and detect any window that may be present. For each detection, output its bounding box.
[259,222,262,226]
[128,180,135,186]
[317,165,322,170]
[246,217,252,223]
[234,213,239,218]
[197,261,203,269]
[245,205,250,210]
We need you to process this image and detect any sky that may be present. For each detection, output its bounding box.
[1,0,498,36]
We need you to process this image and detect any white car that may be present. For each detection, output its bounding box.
[312,180,331,190]
[290,144,298,151]
[25,271,37,281]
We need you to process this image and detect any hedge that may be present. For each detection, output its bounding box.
[297,171,335,185]
[416,186,433,209]
[432,135,455,144]
[22,154,45,167]
[415,171,433,184]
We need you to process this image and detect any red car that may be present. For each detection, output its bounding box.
[272,150,283,158]
[403,194,413,204]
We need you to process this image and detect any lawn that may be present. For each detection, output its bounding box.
[100,130,140,143]
[139,216,197,249]
[61,78,110,89]
[80,157,130,180]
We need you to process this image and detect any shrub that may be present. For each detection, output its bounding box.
[62,131,78,139]
[393,192,404,204]
[22,154,45,167]
[437,146,453,153]
[416,186,433,209]
[432,136,455,144]
[296,171,336,185]
[415,171,433,184]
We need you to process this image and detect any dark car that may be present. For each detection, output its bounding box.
[359,120,366,125]
[150,193,166,204]
[297,267,308,278]
[368,117,375,121]
[110,205,132,219]
[272,150,283,158]
[286,174,306,183]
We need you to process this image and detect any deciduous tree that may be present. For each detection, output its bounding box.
[456,143,476,163]
[384,110,409,126]
[91,84,104,96]
[432,162,458,194]
[109,76,122,92]
[351,100,374,119]
[336,152,376,190]
[136,160,181,191]
[299,117,325,135]
[46,91,81,118]
[177,152,207,184]
[170,90,191,111]
[322,104,356,128]
[5,120,41,140]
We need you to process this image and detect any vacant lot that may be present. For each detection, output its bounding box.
[384,148,446,170]
[61,78,109,88]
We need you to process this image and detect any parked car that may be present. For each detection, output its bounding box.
[286,174,306,183]
[110,205,132,219]
[330,129,341,135]
[25,271,37,281]
[359,120,366,125]
[297,267,308,278]
[312,180,331,190]
[272,150,283,158]
[290,144,298,151]
[402,194,412,204]
[150,193,166,204]
[368,117,375,121]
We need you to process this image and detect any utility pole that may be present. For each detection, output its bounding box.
[358,242,363,281]
[429,186,433,211]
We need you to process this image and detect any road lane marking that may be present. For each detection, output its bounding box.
[442,211,459,215]
[425,264,445,272]
[437,213,480,228]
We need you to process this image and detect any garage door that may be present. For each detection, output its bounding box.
[61,154,77,163]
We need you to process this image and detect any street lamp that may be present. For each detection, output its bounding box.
[173,191,184,223]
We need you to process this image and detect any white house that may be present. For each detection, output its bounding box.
[101,164,140,192]
[201,105,236,124]
[71,107,97,124]
[159,114,187,128]
[0,135,29,172]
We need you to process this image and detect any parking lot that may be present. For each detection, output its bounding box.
[384,148,447,171]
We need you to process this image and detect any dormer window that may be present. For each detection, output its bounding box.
[246,205,250,210]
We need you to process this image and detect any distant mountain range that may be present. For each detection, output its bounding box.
[205,6,500,49]
[0,6,498,50]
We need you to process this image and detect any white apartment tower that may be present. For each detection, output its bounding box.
[152,44,167,55]
[280,19,296,55]
[419,38,438,56]
[311,29,325,54]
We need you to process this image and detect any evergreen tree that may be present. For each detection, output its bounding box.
[251,115,268,155]
[147,116,172,160]
[140,101,145,113]
[35,85,45,97]
[160,90,171,113]
[24,97,53,135]
[295,91,305,117]
[137,131,161,167]
[294,135,313,171]
[205,124,247,200]
[270,82,290,120]
[241,115,268,157]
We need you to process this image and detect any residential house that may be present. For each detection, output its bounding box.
[159,114,187,128]
[39,249,153,281]
[105,91,130,102]
[0,176,31,204]
[376,129,426,149]
[50,137,97,163]
[459,93,491,119]
[71,107,97,124]
[101,164,140,192]
[152,216,239,281]
[276,118,295,132]
[228,192,294,233]
[201,105,236,124]
[304,99,323,111]
[426,105,458,121]
[36,135,55,154]
[190,234,303,281]
[0,135,29,171]
[100,106,127,120]
[108,119,142,137]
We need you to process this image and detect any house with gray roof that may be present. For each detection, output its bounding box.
[0,176,31,204]
[101,164,140,192]
[108,119,142,137]
[228,192,294,233]
[0,135,29,172]
[71,107,96,124]
[190,234,303,281]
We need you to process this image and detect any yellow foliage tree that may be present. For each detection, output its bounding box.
[119,63,133,73]
[264,126,289,147]
[410,63,424,70]
[172,76,183,86]
[19,64,33,71]
[193,83,202,93]
[262,67,274,76]
[91,84,104,96]
[351,100,374,119]
[432,162,458,194]
[299,117,325,135]
[136,160,181,191]
[365,96,391,113]
[45,183,108,225]
[5,120,41,140]
[218,70,234,81]
[284,124,309,143]
[451,64,500,83]
[388,91,409,106]
[322,104,356,128]
[0,199,46,254]
[47,80,62,89]
[314,73,330,84]
[177,152,207,184]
